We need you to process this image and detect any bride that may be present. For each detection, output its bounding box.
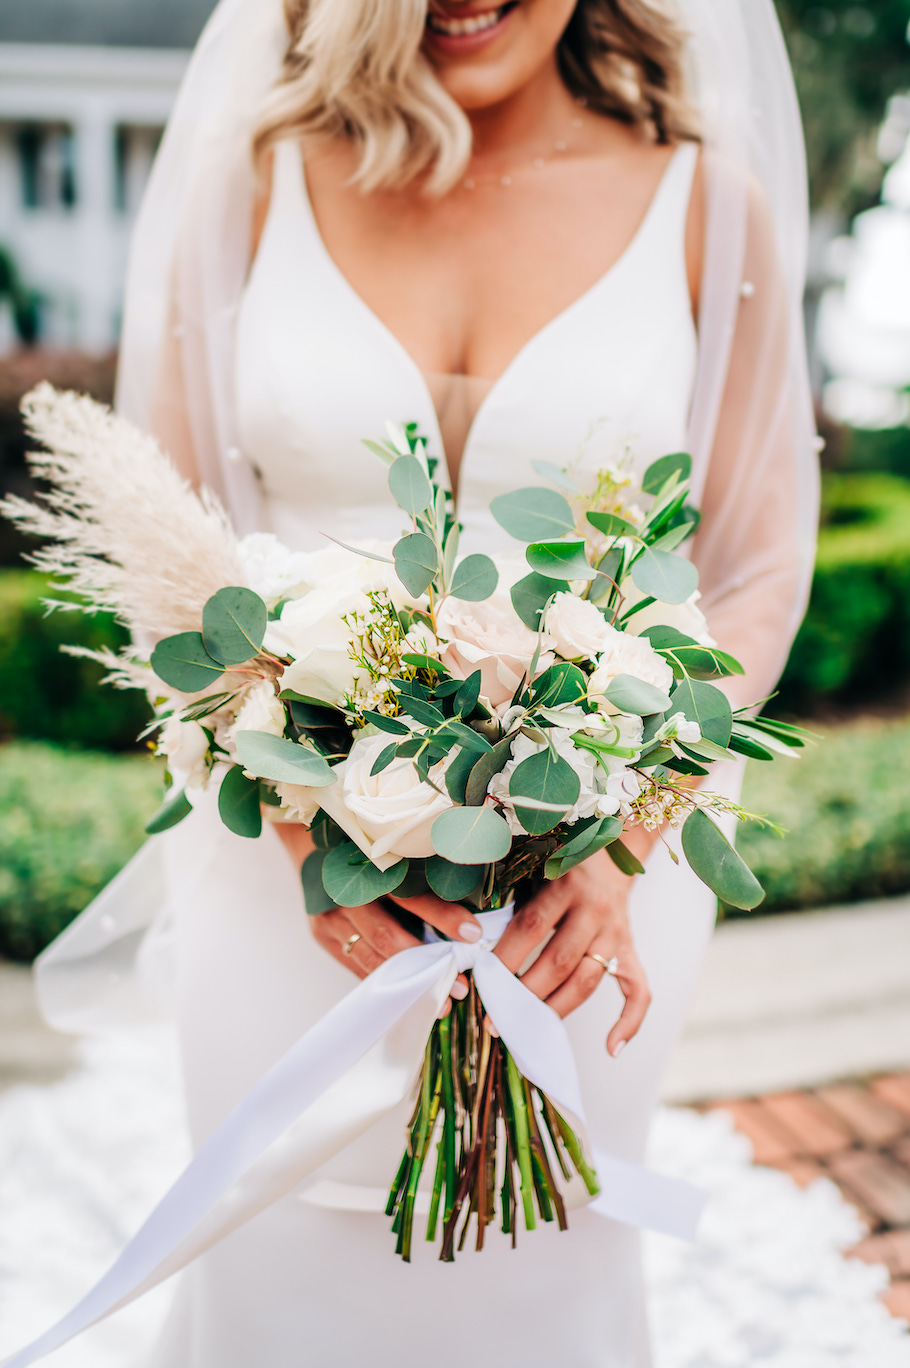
[15,1,818,1366]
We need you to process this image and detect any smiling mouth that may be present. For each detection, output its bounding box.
[426,3,517,38]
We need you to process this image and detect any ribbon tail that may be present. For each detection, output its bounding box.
[2,944,456,1368]
[471,952,707,1243]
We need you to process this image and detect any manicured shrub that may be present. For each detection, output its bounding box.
[0,570,149,749]
[735,712,910,916]
[778,473,910,708]
[0,741,162,962]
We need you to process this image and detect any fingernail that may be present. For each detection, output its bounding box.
[459,922,482,943]
[610,1039,626,1058]
[450,980,469,1000]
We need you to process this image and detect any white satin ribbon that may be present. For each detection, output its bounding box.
[3,907,706,1368]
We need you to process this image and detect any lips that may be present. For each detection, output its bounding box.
[426,3,516,39]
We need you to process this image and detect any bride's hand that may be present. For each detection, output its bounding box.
[310,893,480,1011]
[494,847,651,1058]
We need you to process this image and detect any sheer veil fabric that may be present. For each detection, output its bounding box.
[19,3,818,1361]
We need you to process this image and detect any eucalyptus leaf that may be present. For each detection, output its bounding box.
[588,546,624,605]
[389,454,434,515]
[586,510,641,539]
[450,554,498,602]
[235,731,335,786]
[218,765,262,839]
[606,840,645,876]
[439,720,491,754]
[510,572,568,630]
[465,735,515,806]
[442,522,460,588]
[325,535,394,563]
[642,452,692,495]
[151,632,225,693]
[531,661,587,708]
[544,815,623,879]
[526,540,597,583]
[401,653,449,676]
[425,857,485,902]
[393,532,439,597]
[630,546,698,605]
[531,460,579,494]
[361,710,410,736]
[396,694,445,727]
[454,670,482,718]
[370,742,399,776]
[300,850,338,916]
[289,700,343,729]
[490,487,576,542]
[727,730,776,762]
[202,586,267,666]
[361,437,398,467]
[445,746,480,804]
[681,808,764,910]
[601,673,673,715]
[145,788,193,835]
[510,749,580,835]
[430,805,512,864]
[671,678,733,746]
[322,842,409,906]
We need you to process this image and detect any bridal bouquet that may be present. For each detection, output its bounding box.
[2,385,809,1260]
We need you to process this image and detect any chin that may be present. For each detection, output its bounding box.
[423,0,571,110]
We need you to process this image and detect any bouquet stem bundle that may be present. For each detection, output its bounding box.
[387,977,600,1261]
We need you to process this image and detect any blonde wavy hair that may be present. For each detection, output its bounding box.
[253,0,699,195]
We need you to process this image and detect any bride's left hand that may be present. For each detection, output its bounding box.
[494,847,650,1057]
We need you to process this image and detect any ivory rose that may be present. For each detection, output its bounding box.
[263,587,369,706]
[622,587,716,647]
[229,680,285,747]
[436,589,554,707]
[308,732,458,869]
[544,592,613,660]
[588,623,674,708]
[158,716,211,788]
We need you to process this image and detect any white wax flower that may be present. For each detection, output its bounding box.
[544,592,613,661]
[588,623,674,709]
[158,716,211,789]
[489,728,605,835]
[314,732,458,866]
[436,589,555,708]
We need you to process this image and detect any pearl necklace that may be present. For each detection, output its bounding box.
[460,102,588,191]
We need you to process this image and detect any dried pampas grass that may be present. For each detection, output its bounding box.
[0,383,245,640]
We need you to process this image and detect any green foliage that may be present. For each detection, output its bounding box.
[0,741,161,962]
[683,808,765,911]
[234,731,335,786]
[0,570,149,748]
[779,473,910,707]
[735,712,910,915]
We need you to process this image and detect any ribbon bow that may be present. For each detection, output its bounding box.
[3,908,706,1368]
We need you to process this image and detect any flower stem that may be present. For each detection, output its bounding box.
[505,1049,537,1231]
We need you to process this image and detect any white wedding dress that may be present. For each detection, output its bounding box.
[136,136,745,1368]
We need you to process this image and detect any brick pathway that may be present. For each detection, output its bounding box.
[707,1071,910,1323]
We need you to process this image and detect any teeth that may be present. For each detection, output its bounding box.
[428,5,507,36]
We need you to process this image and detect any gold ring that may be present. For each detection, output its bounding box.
[587,952,619,976]
[342,933,361,957]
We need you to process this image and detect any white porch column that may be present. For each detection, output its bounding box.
[73,100,117,351]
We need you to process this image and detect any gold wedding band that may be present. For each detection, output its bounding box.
[587,952,619,976]
[342,933,361,957]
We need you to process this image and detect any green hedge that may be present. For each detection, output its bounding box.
[0,741,162,962]
[735,712,910,916]
[778,473,910,707]
[0,570,149,749]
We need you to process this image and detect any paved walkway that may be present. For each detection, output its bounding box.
[707,1072,910,1323]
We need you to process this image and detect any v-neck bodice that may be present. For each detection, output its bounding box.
[235,137,698,556]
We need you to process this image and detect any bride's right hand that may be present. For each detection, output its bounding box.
[272,819,476,1010]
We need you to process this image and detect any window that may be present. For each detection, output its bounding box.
[114,124,162,215]
[17,123,77,211]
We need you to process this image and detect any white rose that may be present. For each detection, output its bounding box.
[237,533,315,605]
[489,728,604,834]
[229,681,286,750]
[544,592,613,661]
[269,781,323,827]
[264,588,367,706]
[158,716,211,789]
[436,589,555,708]
[624,587,716,647]
[588,623,674,708]
[312,732,457,868]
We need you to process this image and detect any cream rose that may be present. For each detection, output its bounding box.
[436,589,555,708]
[236,532,315,605]
[158,716,211,789]
[624,587,716,647]
[544,592,613,661]
[228,680,286,750]
[264,587,368,706]
[588,623,674,708]
[312,732,458,868]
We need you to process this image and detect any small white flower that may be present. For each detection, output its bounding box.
[489,728,605,833]
[588,624,674,710]
[229,680,286,747]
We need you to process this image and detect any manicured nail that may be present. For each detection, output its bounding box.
[610,1039,626,1058]
[450,980,469,1000]
[459,922,482,943]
